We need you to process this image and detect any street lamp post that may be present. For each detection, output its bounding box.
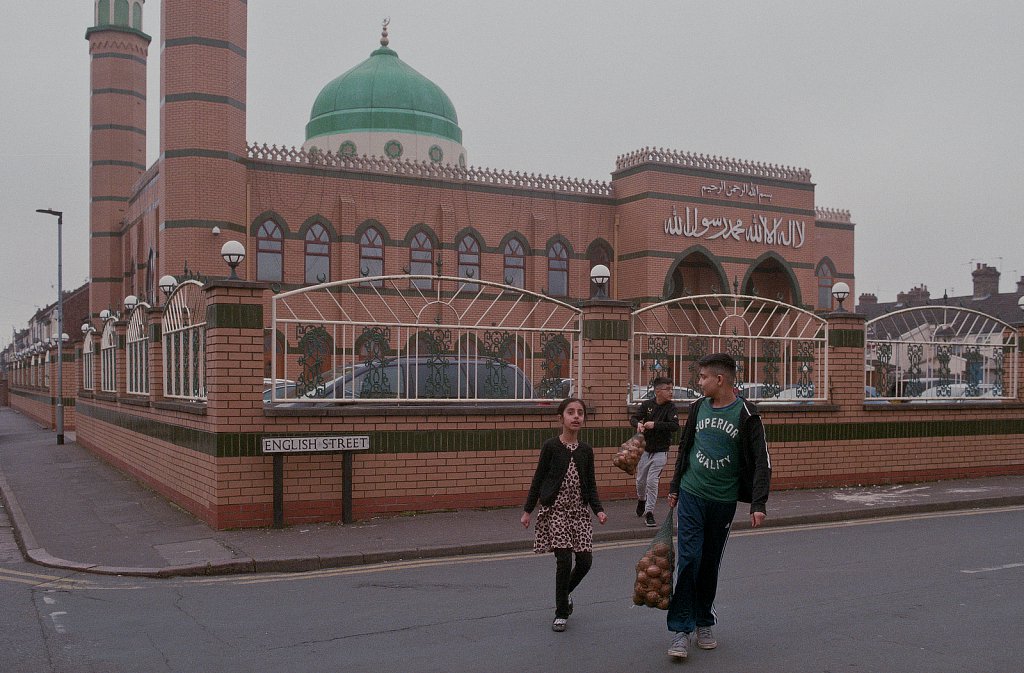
[36,208,65,445]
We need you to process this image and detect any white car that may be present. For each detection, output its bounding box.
[914,383,997,401]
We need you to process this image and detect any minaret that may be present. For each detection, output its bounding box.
[85,0,150,318]
[158,0,248,279]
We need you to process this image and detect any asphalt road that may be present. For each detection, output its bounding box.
[3,506,1023,673]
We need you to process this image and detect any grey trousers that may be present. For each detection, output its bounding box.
[635,450,667,514]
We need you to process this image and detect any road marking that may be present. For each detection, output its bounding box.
[0,566,93,590]
[961,562,1024,574]
[0,567,93,584]
[49,611,68,634]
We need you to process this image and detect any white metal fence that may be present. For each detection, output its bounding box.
[162,280,207,401]
[865,306,1018,401]
[270,275,583,404]
[126,303,150,395]
[630,294,829,403]
[100,319,117,393]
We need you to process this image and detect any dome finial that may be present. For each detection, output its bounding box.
[380,17,390,47]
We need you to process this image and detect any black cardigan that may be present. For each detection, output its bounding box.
[523,437,604,515]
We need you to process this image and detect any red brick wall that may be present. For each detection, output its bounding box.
[71,284,1024,529]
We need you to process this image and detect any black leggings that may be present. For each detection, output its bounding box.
[554,549,593,618]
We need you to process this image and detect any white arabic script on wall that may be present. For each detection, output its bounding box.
[663,207,805,249]
[701,180,773,203]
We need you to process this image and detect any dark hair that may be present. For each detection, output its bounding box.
[557,397,587,416]
[697,352,737,379]
[651,376,672,389]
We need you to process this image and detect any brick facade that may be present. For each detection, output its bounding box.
[71,282,1024,529]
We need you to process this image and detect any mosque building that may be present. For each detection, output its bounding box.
[87,0,855,333]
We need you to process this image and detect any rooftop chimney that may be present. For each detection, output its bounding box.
[1016,275,1024,294]
[972,263,1000,299]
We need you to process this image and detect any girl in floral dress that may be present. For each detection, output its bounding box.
[521,398,608,631]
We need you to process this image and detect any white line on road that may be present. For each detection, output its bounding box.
[961,562,1024,574]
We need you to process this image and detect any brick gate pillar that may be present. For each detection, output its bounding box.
[579,299,633,427]
[204,280,266,427]
[827,311,867,413]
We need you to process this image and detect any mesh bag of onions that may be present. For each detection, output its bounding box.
[612,432,646,475]
[632,509,675,610]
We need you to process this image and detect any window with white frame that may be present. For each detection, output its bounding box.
[100,320,118,393]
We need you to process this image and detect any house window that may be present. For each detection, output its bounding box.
[547,241,569,297]
[588,244,612,298]
[359,228,385,286]
[410,232,433,290]
[304,223,330,284]
[503,239,525,288]
[816,260,836,310]
[458,235,481,291]
[256,220,284,282]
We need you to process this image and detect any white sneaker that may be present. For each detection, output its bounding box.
[552,618,567,632]
[667,631,690,658]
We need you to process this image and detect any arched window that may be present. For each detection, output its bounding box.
[547,241,569,297]
[97,0,110,25]
[145,248,155,305]
[503,239,525,288]
[816,259,836,310]
[114,0,129,25]
[256,220,283,282]
[588,243,612,298]
[131,1,142,29]
[304,223,330,284]
[359,227,384,287]
[457,235,481,291]
[410,232,433,290]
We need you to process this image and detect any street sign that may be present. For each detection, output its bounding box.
[261,435,370,454]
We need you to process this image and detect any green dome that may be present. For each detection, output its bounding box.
[305,46,462,145]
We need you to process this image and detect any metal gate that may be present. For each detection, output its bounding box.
[630,294,829,403]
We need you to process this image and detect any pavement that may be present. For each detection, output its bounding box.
[2,406,1023,578]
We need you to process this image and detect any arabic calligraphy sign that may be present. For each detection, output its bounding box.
[664,206,806,250]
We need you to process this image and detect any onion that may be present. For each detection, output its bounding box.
[646,565,661,578]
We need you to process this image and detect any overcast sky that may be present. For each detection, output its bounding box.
[2,1,1022,343]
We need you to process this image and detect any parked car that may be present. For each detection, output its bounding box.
[627,384,698,404]
[262,378,297,403]
[913,383,997,401]
[287,356,537,402]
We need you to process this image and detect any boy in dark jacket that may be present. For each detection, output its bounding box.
[664,353,771,660]
[629,377,680,527]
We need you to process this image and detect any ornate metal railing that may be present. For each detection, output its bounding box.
[615,146,813,183]
[126,303,150,395]
[82,334,95,391]
[865,306,1018,401]
[247,143,612,197]
[630,294,828,403]
[100,319,117,393]
[162,280,207,401]
[270,275,583,404]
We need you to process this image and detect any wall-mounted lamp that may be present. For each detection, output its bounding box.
[123,295,138,312]
[211,226,221,236]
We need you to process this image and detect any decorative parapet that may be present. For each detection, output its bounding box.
[246,143,613,197]
[815,208,852,224]
[615,146,813,183]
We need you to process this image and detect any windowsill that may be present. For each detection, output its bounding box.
[153,400,208,415]
[265,401,576,417]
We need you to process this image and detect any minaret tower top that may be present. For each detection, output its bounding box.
[92,0,146,32]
